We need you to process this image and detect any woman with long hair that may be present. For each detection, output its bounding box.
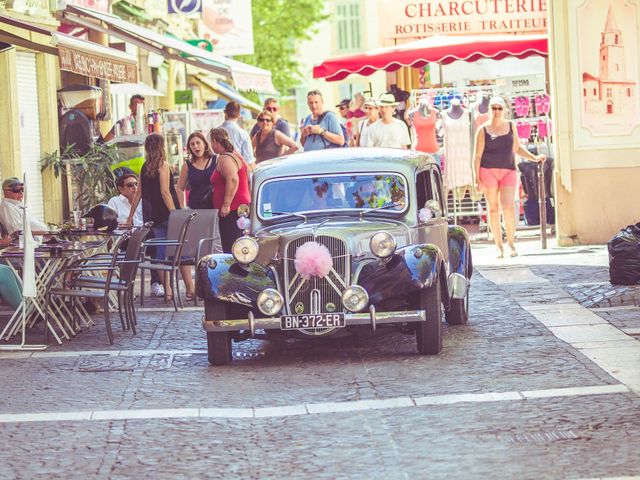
[128,133,194,300]
[251,109,298,163]
[209,127,251,252]
[474,97,545,258]
[176,131,216,209]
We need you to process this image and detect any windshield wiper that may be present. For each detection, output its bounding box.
[270,211,308,223]
[359,203,402,219]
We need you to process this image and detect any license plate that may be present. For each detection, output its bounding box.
[280,313,345,330]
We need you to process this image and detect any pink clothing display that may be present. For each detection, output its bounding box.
[516,121,532,139]
[442,110,474,188]
[514,96,531,117]
[411,108,440,153]
[534,94,551,115]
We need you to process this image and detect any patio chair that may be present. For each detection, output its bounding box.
[45,225,150,344]
[139,211,198,311]
[175,209,222,306]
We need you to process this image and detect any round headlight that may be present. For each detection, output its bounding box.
[257,288,284,316]
[232,236,259,264]
[369,231,397,258]
[341,285,369,312]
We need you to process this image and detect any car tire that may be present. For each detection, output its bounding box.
[206,301,232,365]
[416,276,442,355]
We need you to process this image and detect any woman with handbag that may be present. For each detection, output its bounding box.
[209,127,251,253]
[176,131,217,209]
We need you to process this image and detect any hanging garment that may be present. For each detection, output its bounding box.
[514,96,531,117]
[534,94,551,115]
[474,110,490,132]
[442,110,474,189]
[516,121,532,140]
[537,119,549,139]
[412,108,440,153]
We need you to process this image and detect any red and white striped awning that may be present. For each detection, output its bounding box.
[313,34,548,82]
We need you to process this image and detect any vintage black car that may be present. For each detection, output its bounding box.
[197,148,472,365]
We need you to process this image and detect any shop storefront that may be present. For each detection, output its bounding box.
[0,8,138,223]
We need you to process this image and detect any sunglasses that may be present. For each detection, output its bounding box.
[265,106,278,112]
[339,106,348,110]
[258,118,272,123]
[11,187,24,193]
[491,106,504,111]
[124,182,138,188]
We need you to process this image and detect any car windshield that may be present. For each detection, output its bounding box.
[257,173,407,219]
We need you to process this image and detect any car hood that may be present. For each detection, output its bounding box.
[252,216,411,265]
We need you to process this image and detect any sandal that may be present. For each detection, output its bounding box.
[509,246,518,257]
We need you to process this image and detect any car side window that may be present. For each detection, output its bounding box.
[429,168,445,216]
[416,171,430,208]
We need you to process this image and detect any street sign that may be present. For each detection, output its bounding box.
[168,0,202,14]
[174,90,193,105]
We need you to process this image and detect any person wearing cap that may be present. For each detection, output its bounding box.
[360,93,411,149]
[300,90,345,151]
[250,98,291,139]
[355,98,380,147]
[336,98,350,121]
[474,95,546,258]
[0,178,48,235]
[104,94,146,142]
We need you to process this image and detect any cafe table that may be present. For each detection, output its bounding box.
[0,238,109,344]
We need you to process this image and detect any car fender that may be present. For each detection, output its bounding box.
[196,254,277,306]
[447,225,473,300]
[355,244,445,305]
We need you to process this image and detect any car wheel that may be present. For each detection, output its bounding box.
[206,301,232,365]
[416,276,442,355]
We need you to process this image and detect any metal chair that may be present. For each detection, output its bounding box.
[45,225,150,345]
[139,211,198,311]
[175,209,222,306]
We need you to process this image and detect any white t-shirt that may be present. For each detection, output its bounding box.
[361,118,411,149]
[0,198,48,234]
[108,194,143,226]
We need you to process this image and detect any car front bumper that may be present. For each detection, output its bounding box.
[202,307,426,335]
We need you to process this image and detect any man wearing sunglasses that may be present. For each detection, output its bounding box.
[107,169,164,297]
[250,97,291,138]
[0,177,48,235]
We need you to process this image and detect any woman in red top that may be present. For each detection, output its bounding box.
[209,127,251,253]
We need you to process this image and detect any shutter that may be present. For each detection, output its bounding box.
[16,52,45,221]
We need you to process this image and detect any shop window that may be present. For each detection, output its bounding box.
[583,88,586,97]
[607,88,612,98]
[615,34,619,44]
[628,88,632,97]
[593,88,597,96]
[336,2,361,52]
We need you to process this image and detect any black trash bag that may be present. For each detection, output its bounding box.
[608,222,640,285]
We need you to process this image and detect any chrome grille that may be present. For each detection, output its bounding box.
[284,235,349,334]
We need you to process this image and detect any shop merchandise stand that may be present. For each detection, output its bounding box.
[409,86,495,229]
[510,89,553,249]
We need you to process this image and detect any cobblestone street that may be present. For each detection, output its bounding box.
[0,238,639,479]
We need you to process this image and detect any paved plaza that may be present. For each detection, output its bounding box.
[0,237,638,479]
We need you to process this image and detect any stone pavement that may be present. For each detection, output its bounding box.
[0,235,638,479]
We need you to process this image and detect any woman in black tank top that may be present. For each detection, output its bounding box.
[473,97,546,258]
[128,133,194,301]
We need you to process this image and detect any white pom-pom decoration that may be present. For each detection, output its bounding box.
[294,241,333,280]
[418,207,432,223]
[236,216,251,231]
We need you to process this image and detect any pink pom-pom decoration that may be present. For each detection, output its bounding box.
[294,241,333,280]
[418,207,432,223]
[236,216,251,231]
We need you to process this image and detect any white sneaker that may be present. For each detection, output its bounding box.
[151,283,165,297]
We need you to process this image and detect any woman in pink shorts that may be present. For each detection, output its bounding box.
[473,97,546,258]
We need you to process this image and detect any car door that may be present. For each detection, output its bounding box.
[415,167,448,261]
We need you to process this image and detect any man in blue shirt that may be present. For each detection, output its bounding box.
[250,97,290,138]
[300,90,344,151]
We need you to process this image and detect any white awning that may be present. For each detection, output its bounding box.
[62,5,275,93]
[109,81,164,96]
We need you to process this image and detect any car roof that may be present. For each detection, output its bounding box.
[252,148,435,184]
